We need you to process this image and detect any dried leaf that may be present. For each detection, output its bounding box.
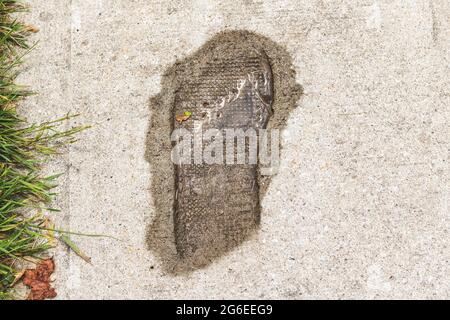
[25,25,39,33]
[11,270,26,287]
[44,218,57,246]
[22,259,57,300]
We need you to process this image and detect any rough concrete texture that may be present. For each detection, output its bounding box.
[18,0,449,299]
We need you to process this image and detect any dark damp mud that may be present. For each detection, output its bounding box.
[145,30,303,274]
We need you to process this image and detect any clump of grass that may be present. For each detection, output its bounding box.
[0,0,85,299]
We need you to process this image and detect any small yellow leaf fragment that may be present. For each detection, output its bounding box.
[176,111,192,123]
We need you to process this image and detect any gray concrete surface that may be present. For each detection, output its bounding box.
[18,0,449,299]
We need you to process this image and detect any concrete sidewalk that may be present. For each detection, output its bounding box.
[19,0,450,299]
